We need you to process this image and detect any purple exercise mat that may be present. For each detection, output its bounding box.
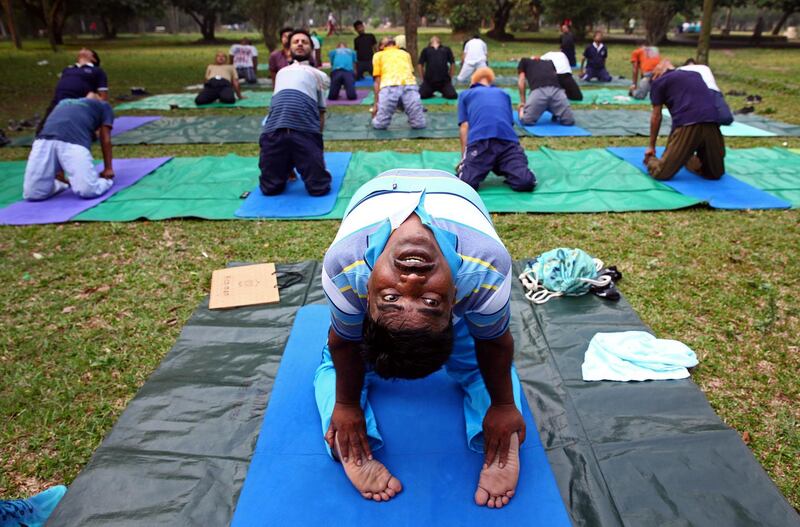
[0,157,172,225]
[111,116,162,136]
[326,89,369,106]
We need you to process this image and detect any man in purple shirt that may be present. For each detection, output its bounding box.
[269,27,294,83]
[644,60,725,181]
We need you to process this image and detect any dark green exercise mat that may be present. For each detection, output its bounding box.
[46,261,799,526]
[74,156,257,221]
[724,147,800,207]
[320,148,700,216]
[112,116,264,145]
[115,91,272,110]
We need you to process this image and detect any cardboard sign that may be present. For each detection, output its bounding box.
[209,263,279,309]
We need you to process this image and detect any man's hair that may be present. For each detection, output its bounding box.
[88,49,100,67]
[385,36,396,46]
[353,20,364,29]
[471,66,495,85]
[289,29,312,44]
[361,314,454,380]
[279,26,294,36]
[683,57,696,65]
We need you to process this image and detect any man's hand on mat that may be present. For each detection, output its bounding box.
[99,168,115,179]
[55,171,69,185]
[475,432,520,509]
[643,147,656,164]
[334,433,403,502]
[328,402,372,465]
[482,403,526,468]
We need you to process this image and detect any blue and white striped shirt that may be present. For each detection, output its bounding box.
[263,61,329,135]
[322,170,513,342]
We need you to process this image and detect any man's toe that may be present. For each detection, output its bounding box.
[474,487,489,506]
[501,495,510,505]
[362,491,373,500]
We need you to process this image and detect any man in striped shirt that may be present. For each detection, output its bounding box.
[259,30,331,196]
[315,170,525,508]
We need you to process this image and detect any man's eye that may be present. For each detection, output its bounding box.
[383,294,399,302]
[423,298,439,307]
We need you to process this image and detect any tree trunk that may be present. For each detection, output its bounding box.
[531,3,541,32]
[640,0,675,45]
[771,9,792,36]
[101,16,117,39]
[402,0,419,66]
[721,6,732,36]
[201,13,216,41]
[696,0,714,65]
[751,8,766,43]
[487,0,514,40]
[167,5,179,34]
[1,0,22,49]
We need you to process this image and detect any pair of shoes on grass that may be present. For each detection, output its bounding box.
[0,485,67,527]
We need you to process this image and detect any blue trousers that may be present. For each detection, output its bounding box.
[258,129,331,196]
[581,66,612,82]
[313,320,523,457]
[328,69,357,100]
[458,139,536,192]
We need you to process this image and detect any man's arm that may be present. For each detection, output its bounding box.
[229,54,234,64]
[326,328,372,463]
[253,56,258,71]
[646,104,663,159]
[517,72,527,111]
[319,108,326,131]
[98,125,114,178]
[232,75,244,99]
[631,61,640,87]
[371,75,381,117]
[475,329,526,467]
[459,121,468,155]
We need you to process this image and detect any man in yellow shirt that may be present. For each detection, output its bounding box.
[371,37,426,129]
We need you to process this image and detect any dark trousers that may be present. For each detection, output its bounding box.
[420,79,457,99]
[195,78,235,105]
[581,66,612,82]
[356,60,373,79]
[259,129,331,196]
[557,73,582,101]
[458,139,536,191]
[328,69,357,100]
[647,123,725,181]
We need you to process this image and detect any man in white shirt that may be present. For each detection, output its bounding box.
[229,38,258,84]
[456,35,488,84]
[541,50,582,101]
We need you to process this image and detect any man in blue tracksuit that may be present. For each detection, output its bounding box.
[580,31,612,82]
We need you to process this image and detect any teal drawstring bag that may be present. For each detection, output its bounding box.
[519,248,609,303]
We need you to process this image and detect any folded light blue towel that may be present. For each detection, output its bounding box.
[582,331,699,382]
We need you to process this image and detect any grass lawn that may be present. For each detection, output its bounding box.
[0,30,798,509]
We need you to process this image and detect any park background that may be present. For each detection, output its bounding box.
[0,0,798,514]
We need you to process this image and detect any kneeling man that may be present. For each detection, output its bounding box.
[259,30,332,196]
[457,68,536,192]
[644,60,725,181]
[371,37,426,130]
[315,168,526,508]
[24,92,114,200]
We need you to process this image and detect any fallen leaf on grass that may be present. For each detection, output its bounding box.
[164,318,178,326]
[62,306,76,314]
[742,431,751,444]
[32,252,43,260]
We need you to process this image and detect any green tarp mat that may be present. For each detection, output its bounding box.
[361,87,521,106]
[572,88,647,106]
[115,91,272,110]
[735,114,800,136]
[112,116,264,145]
[0,161,25,208]
[317,149,699,216]
[719,120,777,137]
[791,148,800,155]
[45,260,799,526]
[724,147,800,207]
[74,155,257,221]
[323,111,464,140]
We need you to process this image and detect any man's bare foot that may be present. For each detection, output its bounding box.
[335,435,403,502]
[684,155,703,176]
[55,171,69,184]
[475,432,520,509]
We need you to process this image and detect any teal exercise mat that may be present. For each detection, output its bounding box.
[0,160,26,208]
[724,147,800,207]
[46,261,799,526]
[572,88,647,106]
[74,155,258,221]
[735,113,800,136]
[115,91,273,110]
[319,148,699,217]
[231,305,571,526]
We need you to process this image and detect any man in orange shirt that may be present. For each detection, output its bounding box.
[629,42,661,99]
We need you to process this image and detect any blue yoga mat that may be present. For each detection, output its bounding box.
[355,76,374,88]
[514,111,591,137]
[231,305,571,527]
[235,152,352,218]
[607,146,791,210]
